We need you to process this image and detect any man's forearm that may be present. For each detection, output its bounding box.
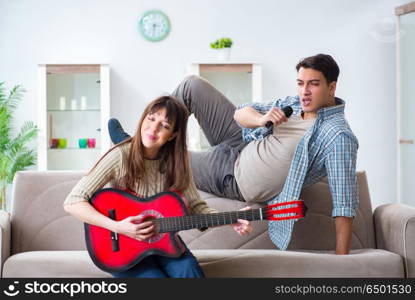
[335,216,353,255]
[234,107,263,128]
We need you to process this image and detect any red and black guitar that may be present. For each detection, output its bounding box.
[85,188,306,272]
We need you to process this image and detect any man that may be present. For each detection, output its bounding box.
[109,54,358,255]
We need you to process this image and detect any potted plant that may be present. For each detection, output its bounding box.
[210,37,233,61]
[0,82,38,211]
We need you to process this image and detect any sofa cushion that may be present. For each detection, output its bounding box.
[180,193,275,250]
[2,249,403,278]
[180,171,376,251]
[198,249,404,278]
[11,171,86,254]
[3,251,110,278]
[290,171,376,250]
[11,171,375,254]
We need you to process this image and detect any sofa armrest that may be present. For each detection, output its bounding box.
[0,210,11,277]
[374,203,415,278]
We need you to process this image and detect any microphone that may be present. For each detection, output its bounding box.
[265,106,293,128]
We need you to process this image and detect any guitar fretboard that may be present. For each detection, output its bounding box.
[156,209,265,233]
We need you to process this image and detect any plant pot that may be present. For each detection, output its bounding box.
[217,48,231,61]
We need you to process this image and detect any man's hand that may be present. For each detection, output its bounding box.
[335,216,353,255]
[258,107,288,127]
[234,106,288,128]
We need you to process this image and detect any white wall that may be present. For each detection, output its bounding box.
[0,0,410,208]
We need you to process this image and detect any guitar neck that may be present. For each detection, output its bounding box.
[156,208,265,233]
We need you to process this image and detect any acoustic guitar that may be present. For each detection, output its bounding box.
[85,188,306,272]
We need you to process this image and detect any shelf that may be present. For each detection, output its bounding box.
[38,64,110,171]
[186,62,262,151]
[48,148,101,151]
[200,64,253,72]
[47,109,100,112]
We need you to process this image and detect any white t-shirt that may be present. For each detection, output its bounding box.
[234,115,315,203]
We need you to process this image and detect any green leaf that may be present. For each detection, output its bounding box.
[0,107,12,152]
[210,37,233,49]
[8,121,38,156]
[0,82,6,105]
[0,83,37,186]
[6,85,25,111]
[6,149,37,183]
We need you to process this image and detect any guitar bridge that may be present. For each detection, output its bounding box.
[108,209,119,252]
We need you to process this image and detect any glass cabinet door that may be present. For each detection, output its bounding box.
[200,65,254,106]
[397,10,415,206]
[186,63,262,150]
[38,64,110,170]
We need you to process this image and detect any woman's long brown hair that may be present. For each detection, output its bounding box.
[91,95,191,192]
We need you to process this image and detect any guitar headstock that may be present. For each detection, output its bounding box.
[265,200,307,221]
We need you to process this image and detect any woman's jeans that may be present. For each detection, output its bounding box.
[109,248,204,278]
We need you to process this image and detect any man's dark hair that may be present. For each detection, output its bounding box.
[296,54,340,84]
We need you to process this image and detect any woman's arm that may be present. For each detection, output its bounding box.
[63,145,155,241]
[64,147,122,205]
[64,201,155,241]
[64,201,117,232]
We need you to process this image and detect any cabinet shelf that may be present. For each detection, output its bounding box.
[186,62,262,151]
[47,109,100,112]
[38,63,110,171]
[48,148,101,151]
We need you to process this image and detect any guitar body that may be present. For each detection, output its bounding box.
[85,188,188,273]
[85,188,306,273]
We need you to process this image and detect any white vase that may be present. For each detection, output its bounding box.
[81,96,87,110]
[217,48,231,61]
[59,97,66,110]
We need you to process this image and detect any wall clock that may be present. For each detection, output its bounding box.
[139,10,171,42]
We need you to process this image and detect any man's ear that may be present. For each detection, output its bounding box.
[168,132,177,141]
[329,81,337,96]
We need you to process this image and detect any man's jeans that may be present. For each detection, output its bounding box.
[108,75,246,201]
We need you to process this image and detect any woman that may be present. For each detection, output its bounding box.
[63,95,252,278]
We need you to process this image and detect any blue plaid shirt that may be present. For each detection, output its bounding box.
[238,95,359,250]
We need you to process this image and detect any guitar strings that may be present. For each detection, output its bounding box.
[153,206,302,232]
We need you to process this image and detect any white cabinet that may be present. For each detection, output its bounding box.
[186,62,262,150]
[37,64,110,170]
[396,4,415,206]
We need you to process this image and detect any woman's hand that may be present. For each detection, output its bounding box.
[115,215,156,241]
[231,206,253,235]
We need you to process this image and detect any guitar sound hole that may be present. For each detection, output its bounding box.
[136,210,163,243]
[141,216,161,234]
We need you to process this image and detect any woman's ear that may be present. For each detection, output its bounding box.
[168,132,177,141]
